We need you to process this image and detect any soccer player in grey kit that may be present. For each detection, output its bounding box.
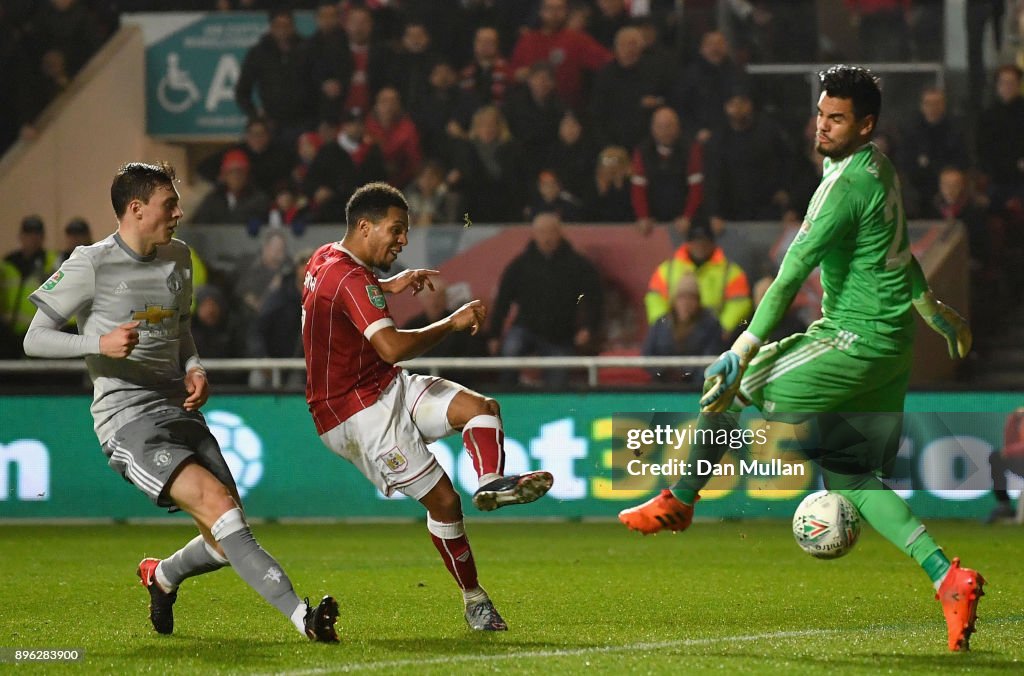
[23,162,339,642]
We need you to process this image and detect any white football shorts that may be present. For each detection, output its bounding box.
[319,370,465,499]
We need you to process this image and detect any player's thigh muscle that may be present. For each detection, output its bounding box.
[404,372,465,442]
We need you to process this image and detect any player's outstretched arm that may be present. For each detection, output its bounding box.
[369,300,486,364]
[379,269,440,295]
[908,256,971,359]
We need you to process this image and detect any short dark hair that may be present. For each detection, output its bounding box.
[819,65,882,121]
[345,182,408,230]
[110,162,176,218]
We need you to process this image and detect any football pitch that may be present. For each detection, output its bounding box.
[1,520,1021,674]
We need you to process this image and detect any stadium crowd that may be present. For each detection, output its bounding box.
[1,0,1023,387]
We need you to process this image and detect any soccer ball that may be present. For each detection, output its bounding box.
[792,491,861,559]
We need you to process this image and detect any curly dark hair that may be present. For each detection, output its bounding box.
[345,182,408,230]
[818,65,882,121]
[110,161,177,218]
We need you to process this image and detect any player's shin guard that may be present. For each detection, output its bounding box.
[156,535,229,590]
[830,477,950,583]
[212,508,306,629]
[462,415,504,485]
[671,410,739,504]
[427,515,483,601]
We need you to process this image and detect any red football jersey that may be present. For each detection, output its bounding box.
[302,243,399,434]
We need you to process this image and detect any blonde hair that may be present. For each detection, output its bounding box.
[469,105,511,143]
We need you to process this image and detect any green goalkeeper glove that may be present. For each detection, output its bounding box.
[912,292,972,359]
[700,331,762,413]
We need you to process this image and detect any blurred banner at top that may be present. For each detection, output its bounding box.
[124,12,315,140]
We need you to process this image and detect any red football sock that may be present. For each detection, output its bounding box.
[427,516,478,591]
[462,415,504,479]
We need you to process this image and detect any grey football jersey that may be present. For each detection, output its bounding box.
[29,233,198,443]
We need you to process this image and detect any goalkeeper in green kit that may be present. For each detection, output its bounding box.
[619,66,985,652]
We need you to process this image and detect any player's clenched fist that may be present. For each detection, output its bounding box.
[100,321,141,358]
[449,300,487,335]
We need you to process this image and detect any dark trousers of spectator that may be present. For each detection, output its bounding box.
[990,450,1024,502]
[500,325,573,388]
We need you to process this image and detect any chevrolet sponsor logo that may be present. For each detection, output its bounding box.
[132,304,177,325]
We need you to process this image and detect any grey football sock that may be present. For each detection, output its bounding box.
[212,509,303,620]
[157,535,229,589]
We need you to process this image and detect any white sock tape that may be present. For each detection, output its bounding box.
[427,514,466,540]
[211,507,247,541]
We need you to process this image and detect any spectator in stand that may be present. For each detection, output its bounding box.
[977,65,1024,222]
[235,9,312,143]
[16,48,71,141]
[546,111,598,201]
[342,4,390,117]
[586,0,630,49]
[704,89,793,232]
[633,17,673,88]
[459,26,511,106]
[525,170,583,221]
[488,212,603,387]
[267,183,311,234]
[387,20,440,118]
[199,117,295,197]
[503,62,565,181]
[364,87,423,189]
[415,61,479,163]
[927,166,989,264]
[2,216,59,348]
[584,146,634,222]
[404,160,462,226]
[450,105,525,223]
[403,277,488,388]
[191,284,244,361]
[25,0,101,76]
[844,0,910,62]
[305,1,353,123]
[631,106,704,242]
[304,110,387,223]
[642,272,725,383]
[670,30,747,144]
[897,87,969,217]
[233,228,291,333]
[985,407,1024,524]
[292,130,323,186]
[509,0,612,110]
[58,217,92,265]
[645,215,751,339]
[590,25,667,150]
[191,150,270,227]
[250,253,309,388]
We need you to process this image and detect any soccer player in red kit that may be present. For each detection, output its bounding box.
[302,182,554,631]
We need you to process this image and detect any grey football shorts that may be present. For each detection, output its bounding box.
[102,408,238,510]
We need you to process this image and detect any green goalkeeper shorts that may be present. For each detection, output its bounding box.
[736,331,913,478]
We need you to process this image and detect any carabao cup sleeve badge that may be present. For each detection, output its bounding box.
[366,284,386,309]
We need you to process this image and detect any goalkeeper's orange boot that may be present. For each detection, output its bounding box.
[618,490,698,534]
[936,557,985,651]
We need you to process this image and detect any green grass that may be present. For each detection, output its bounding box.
[0,520,1021,674]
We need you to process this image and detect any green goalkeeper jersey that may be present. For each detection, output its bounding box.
[750,142,915,355]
